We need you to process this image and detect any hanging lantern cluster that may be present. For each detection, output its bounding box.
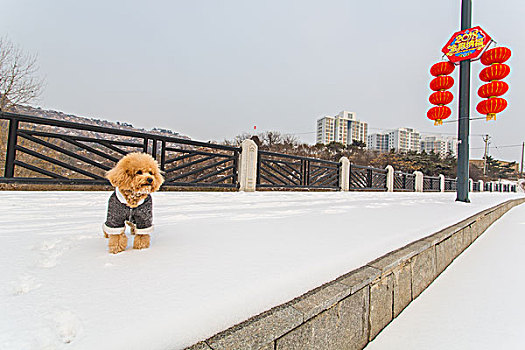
[427,61,456,125]
[476,47,511,121]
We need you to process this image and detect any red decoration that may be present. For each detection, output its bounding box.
[427,60,455,125]
[429,91,453,105]
[442,26,492,63]
[480,47,511,65]
[476,98,507,121]
[427,106,452,126]
[430,62,455,77]
[477,46,511,121]
[430,76,454,91]
[477,81,509,98]
[479,64,510,82]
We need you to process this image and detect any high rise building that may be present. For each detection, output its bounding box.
[316,111,368,146]
[388,128,421,153]
[367,133,390,152]
[420,135,458,158]
[368,129,458,158]
[367,128,421,153]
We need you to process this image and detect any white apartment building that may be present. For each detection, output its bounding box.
[367,128,421,153]
[368,128,458,158]
[367,133,390,152]
[420,135,458,158]
[388,128,421,153]
[316,111,368,146]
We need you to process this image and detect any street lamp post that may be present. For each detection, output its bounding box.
[456,0,472,203]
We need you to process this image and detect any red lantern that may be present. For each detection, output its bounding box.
[430,62,455,77]
[429,91,453,105]
[480,47,511,66]
[477,81,509,98]
[430,76,454,91]
[476,98,507,121]
[479,64,510,82]
[427,106,452,125]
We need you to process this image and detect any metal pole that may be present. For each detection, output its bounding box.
[520,142,525,176]
[482,134,490,176]
[456,0,472,203]
[4,117,19,178]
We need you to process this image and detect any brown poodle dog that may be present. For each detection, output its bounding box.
[103,152,164,254]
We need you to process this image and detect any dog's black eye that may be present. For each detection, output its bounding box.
[136,170,143,175]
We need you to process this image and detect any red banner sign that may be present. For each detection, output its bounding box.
[442,26,492,63]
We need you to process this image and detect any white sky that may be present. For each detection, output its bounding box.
[2,0,524,162]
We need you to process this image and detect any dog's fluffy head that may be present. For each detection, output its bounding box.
[106,152,164,194]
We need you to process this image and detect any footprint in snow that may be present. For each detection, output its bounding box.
[50,310,82,344]
[34,238,72,268]
[10,275,41,295]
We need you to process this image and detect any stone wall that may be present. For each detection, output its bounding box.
[186,198,525,350]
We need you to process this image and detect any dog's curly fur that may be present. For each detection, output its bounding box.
[104,152,164,254]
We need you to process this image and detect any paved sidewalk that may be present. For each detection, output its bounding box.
[366,203,525,349]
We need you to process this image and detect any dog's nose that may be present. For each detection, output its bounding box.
[147,177,153,184]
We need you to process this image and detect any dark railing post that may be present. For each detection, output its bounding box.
[300,159,305,186]
[143,138,149,153]
[233,149,239,187]
[349,163,353,189]
[304,160,310,186]
[151,139,157,160]
[367,168,373,188]
[160,140,166,171]
[4,118,19,177]
[255,151,261,186]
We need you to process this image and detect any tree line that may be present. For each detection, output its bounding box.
[222,131,519,181]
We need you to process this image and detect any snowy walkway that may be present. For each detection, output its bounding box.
[0,191,523,350]
[366,196,525,349]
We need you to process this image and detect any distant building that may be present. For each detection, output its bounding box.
[470,159,519,173]
[316,111,368,146]
[388,128,421,153]
[420,135,458,158]
[367,133,390,152]
[368,128,421,153]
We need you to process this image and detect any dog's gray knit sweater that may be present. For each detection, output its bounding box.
[103,189,154,235]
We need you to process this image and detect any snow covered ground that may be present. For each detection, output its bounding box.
[366,198,525,350]
[0,191,523,350]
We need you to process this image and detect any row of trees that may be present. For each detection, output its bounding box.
[222,131,519,181]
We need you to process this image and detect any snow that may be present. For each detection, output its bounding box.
[0,191,523,350]
[365,200,525,349]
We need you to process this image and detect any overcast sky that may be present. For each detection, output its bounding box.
[2,0,524,162]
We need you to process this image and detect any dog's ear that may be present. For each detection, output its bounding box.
[105,162,130,188]
[152,166,165,192]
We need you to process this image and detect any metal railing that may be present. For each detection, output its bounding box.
[349,164,387,191]
[393,171,415,191]
[1,111,240,188]
[423,176,441,192]
[2,111,520,193]
[256,150,340,189]
[444,178,457,192]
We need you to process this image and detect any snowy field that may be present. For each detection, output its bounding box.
[366,200,525,349]
[0,191,523,350]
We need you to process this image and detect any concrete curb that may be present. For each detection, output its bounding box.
[186,197,525,350]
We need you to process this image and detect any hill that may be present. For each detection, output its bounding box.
[9,104,189,140]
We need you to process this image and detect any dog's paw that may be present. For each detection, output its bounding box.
[133,234,150,250]
[108,233,127,254]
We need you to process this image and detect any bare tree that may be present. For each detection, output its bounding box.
[0,37,44,111]
[260,131,283,147]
